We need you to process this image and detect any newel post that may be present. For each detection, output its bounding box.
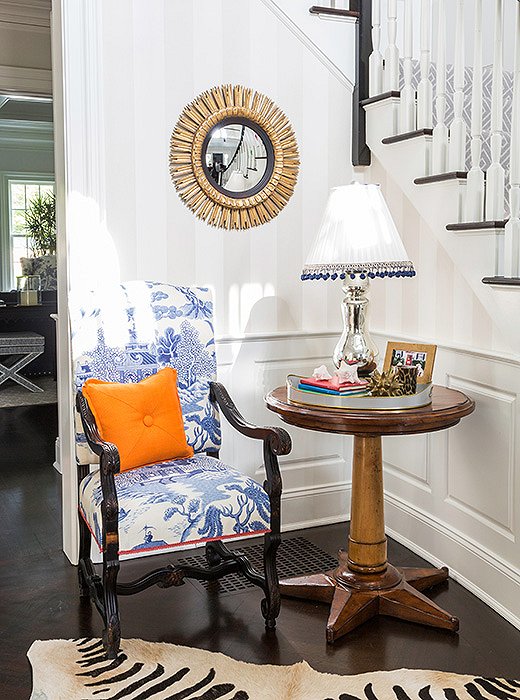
[351,0,373,167]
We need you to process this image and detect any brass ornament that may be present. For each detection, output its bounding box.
[367,370,404,397]
[169,85,299,230]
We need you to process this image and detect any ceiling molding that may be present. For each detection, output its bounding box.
[0,0,51,28]
[0,65,52,96]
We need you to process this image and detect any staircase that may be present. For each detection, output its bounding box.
[313,0,520,350]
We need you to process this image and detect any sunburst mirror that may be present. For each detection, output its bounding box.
[169,85,299,230]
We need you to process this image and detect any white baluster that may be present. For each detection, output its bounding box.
[448,0,466,172]
[465,0,484,221]
[432,0,447,173]
[369,0,383,96]
[417,0,433,129]
[399,0,415,132]
[384,0,399,92]
[504,1,520,276]
[485,0,505,221]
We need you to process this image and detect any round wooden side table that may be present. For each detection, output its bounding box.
[265,385,475,643]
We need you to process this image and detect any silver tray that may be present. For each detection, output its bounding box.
[287,374,433,411]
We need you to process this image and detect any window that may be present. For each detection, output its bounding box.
[5,179,54,287]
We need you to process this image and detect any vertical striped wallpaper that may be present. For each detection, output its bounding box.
[98,0,352,340]
[93,0,507,355]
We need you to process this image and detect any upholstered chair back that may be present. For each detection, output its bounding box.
[70,281,221,465]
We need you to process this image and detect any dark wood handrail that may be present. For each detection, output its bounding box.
[351,0,372,166]
[309,6,360,19]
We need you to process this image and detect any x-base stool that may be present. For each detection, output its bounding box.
[0,332,45,393]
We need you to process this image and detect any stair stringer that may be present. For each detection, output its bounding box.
[364,98,520,351]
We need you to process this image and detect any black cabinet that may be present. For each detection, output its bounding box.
[0,291,57,377]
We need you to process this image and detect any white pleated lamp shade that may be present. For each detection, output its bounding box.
[302,183,415,281]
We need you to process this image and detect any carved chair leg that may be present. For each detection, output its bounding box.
[262,531,281,629]
[205,541,223,568]
[78,512,92,599]
[102,559,121,659]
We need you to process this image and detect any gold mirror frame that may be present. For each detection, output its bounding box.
[169,85,299,230]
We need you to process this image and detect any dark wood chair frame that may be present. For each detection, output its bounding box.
[76,381,292,659]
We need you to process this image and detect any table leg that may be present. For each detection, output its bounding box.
[280,435,459,642]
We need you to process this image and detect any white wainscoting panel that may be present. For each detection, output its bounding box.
[215,331,352,533]
[445,375,515,537]
[372,330,520,629]
[383,434,431,490]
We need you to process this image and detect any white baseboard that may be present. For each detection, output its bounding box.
[385,492,520,632]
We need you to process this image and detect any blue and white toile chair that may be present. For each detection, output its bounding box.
[71,281,291,658]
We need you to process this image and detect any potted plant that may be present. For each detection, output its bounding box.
[21,191,57,291]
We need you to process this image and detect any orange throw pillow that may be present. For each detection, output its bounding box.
[82,367,193,471]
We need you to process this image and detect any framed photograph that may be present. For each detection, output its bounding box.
[383,342,437,384]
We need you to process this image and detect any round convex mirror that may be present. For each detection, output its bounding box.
[170,84,299,229]
[201,117,274,198]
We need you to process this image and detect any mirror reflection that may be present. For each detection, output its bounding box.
[204,122,269,194]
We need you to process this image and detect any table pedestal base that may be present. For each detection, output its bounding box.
[280,550,459,643]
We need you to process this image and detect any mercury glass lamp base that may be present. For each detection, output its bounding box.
[333,278,378,370]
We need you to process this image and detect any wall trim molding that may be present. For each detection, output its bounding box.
[216,329,337,345]
[216,325,519,367]
[282,479,351,500]
[371,328,520,368]
[54,0,106,565]
[258,0,354,91]
[0,119,53,151]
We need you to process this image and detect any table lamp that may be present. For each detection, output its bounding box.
[301,183,415,371]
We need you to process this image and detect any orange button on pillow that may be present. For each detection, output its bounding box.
[82,367,194,471]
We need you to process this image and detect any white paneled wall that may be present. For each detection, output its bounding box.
[216,332,352,533]
[365,156,520,626]
[57,0,355,563]
[100,0,354,534]
[56,0,520,629]
[376,330,520,628]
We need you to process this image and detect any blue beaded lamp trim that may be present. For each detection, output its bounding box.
[301,261,415,281]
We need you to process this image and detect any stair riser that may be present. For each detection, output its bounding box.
[364,98,400,142]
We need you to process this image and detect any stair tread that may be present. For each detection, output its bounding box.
[447,220,508,231]
[309,6,359,18]
[382,129,433,145]
[482,277,520,287]
[415,172,468,185]
[361,91,400,107]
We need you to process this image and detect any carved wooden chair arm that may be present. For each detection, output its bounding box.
[210,381,292,456]
[76,391,121,475]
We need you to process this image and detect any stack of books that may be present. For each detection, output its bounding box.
[297,377,369,397]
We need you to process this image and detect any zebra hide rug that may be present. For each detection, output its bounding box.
[28,637,520,700]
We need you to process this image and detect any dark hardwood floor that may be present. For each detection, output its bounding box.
[1,403,520,698]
